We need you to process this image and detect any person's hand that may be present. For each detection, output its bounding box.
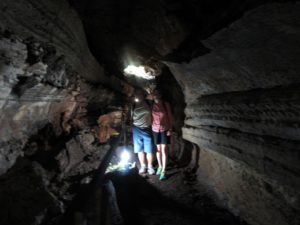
[123,105,129,113]
[167,130,172,136]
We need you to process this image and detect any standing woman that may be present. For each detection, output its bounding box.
[151,89,173,180]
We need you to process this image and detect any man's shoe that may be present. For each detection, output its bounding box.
[156,167,162,175]
[148,166,155,175]
[139,165,147,174]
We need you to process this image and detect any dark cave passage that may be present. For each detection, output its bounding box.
[107,168,247,225]
[0,1,300,225]
[58,149,248,225]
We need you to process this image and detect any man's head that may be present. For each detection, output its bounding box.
[133,89,146,102]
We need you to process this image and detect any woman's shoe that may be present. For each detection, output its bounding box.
[156,167,162,175]
[159,171,166,180]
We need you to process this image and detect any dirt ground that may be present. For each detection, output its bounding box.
[107,160,248,225]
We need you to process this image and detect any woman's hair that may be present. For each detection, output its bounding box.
[153,89,162,99]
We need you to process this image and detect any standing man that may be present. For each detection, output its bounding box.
[131,89,155,175]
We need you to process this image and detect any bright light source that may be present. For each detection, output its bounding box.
[124,65,155,80]
[134,97,139,102]
[120,150,130,168]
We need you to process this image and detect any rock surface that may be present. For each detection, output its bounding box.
[0,0,106,83]
[0,0,109,174]
[0,1,125,224]
[166,3,300,225]
[167,3,300,102]
[70,0,188,73]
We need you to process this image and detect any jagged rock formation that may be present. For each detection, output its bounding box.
[167,3,300,225]
[0,0,125,224]
[0,126,112,225]
[0,0,106,82]
[0,0,108,174]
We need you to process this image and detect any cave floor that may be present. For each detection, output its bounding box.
[107,162,247,225]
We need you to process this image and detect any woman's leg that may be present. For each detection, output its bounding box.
[156,144,162,169]
[161,144,167,172]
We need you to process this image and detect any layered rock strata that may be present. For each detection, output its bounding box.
[167,3,300,225]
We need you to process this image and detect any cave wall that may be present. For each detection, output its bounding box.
[166,3,300,225]
[0,0,124,224]
[0,0,106,83]
[0,0,115,175]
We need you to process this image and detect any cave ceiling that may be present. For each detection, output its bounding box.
[68,0,279,80]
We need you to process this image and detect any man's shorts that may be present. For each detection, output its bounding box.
[153,131,170,145]
[132,126,155,154]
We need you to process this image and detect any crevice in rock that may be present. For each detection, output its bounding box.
[11,75,39,97]
[163,36,211,63]
[23,123,74,171]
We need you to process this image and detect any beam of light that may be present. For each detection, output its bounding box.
[124,65,155,80]
[119,150,130,168]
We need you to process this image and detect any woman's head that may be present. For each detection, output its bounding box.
[152,89,162,101]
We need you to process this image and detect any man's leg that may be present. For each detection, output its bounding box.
[138,152,146,166]
[146,153,154,168]
[138,152,147,173]
[146,152,155,174]
[143,128,155,174]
